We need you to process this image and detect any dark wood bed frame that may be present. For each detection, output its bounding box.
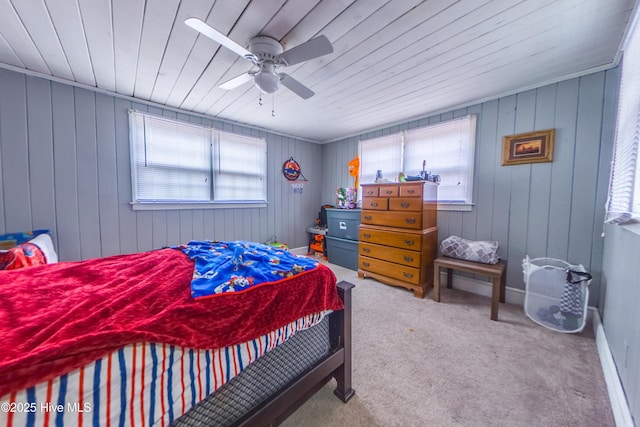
[234,280,355,426]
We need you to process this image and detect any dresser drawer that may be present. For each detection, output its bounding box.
[361,210,423,229]
[359,227,422,250]
[389,197,422,212]
[399,184,423,198]
[361,186,379,197]
[378,186,398,197]
[359,256,421,285]
[361,197,389,210]
[359,242,420,268]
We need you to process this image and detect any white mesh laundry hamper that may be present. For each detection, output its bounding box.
[522,256,592,333]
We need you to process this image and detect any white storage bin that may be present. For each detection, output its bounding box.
[522,256,592,333]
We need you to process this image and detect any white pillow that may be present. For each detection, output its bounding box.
[29,233,58,264]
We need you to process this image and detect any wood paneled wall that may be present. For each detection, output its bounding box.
[322,69,619,306]
[0,68,322,260]
[602,224,640,421]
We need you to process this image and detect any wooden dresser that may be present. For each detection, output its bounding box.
[358,182,438,298]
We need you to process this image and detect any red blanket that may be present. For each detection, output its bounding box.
[0,248,342,397]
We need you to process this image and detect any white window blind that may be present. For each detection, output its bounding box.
[128,110,267,206]
[359,133,403,185]
[129,111,212,202]
[606,13,640,224]
[404,115,476,203]
[213,131,266,201]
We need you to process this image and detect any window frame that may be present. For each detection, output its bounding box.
[357,115,477,211]
[128,110,268,210]
[606,9,640,225]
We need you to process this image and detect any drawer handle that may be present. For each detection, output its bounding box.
[407,189,415,194]
[403,272,414,279]
[405,218,416,224]
[363,247,371,253]
[370,202,378,207]
[364,215,372,220]
[404,256,414,262]
[384,190,393,195]
[362,261,370,267]
[404,240,415,246]
[364,233,371,238]
[400,202,410,208]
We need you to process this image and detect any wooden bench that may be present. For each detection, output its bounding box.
[433,256,507,321]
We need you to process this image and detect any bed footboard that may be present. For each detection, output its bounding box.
[235,280,355,426]
[331,280,356,403]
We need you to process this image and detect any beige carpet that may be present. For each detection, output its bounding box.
[282,261,614,427]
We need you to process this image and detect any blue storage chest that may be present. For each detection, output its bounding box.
[326,208,361,241]
[325,208,361,270]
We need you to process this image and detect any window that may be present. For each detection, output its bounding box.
[606,12,640,224]
[213,130,267,201]
[129,110,267,209]
[359,133,403,187]
[358,115,477,208]
[404,116,476,204]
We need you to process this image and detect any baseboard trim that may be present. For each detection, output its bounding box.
[443,272,525,305]
[592,309,635,427]
[289,246,308,255]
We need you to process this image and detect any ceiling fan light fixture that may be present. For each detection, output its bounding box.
[254,63,280,93]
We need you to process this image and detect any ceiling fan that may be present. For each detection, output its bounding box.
[185,18,334,99]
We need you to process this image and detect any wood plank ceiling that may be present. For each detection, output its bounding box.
[0,0,635,142]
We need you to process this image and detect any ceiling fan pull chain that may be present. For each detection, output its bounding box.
[272,94,276,117]
[258,93,263,106]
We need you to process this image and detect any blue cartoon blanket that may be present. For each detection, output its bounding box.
[175,240,320,299]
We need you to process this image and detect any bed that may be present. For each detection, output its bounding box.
[0,240,355,426]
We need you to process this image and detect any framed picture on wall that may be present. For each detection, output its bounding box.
[502,129,555,166]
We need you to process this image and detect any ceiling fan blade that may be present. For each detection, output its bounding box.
[185,18,256,61]
[280,73,314,99]
[218,73,254,90]
[278,35,333,66]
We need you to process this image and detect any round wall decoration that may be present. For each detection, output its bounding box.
[282,157,302,181]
